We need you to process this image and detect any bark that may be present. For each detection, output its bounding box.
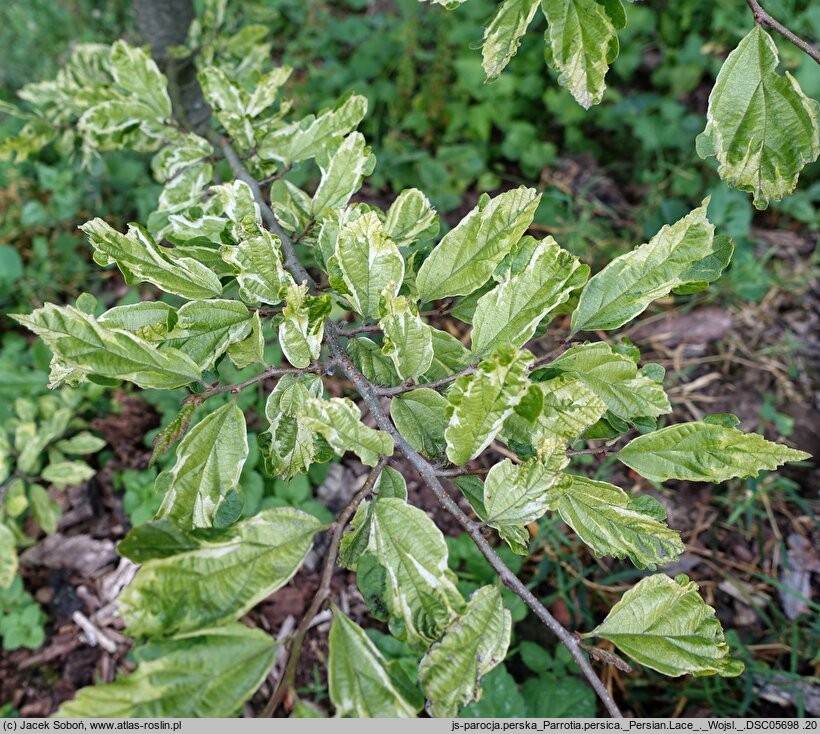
[133,0,210,128]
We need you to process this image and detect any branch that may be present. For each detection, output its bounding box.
[215,138,623,719]
[746,0,820,64]
[260,458,387,717]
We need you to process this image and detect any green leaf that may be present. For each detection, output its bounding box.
[374,466,408,500]
[340,496,464,647]
[390,388,449,460]
[270,180,313,234]
[3,477,26,518]
[571,201,730,332]
[461,665,527,717]
[547,343,670,420]
[157,162,214,213]
[268,373,325,425]
[246,67,291,117]
[278,284,332,368]
[211,180,261,238]
[541,0,618,108]
[258,95,368,165]
[165,300,252,371]
[454,475,487,519]
[380,293,434,380]
[384,188,439,247]
[98,301,175,342]
[514,382,544,422]
[0,246,23,286]
[41,461,96,488]
[14,304,201,390]
[156,402,248,529]
[56,624,276,717]
[118,519,200,563]
[227,310,265,369]
[332,211,404,318]
[150,403,197,466]
[0,523,18,589]
[30,484,60,534]
[15,408,72,473]
[55,432,106,455]
[673,235,735,296]
[445,346,532,465]
[0,576,45,650]
[109,40,172,120]
[696,25,820,210]
[522,674,596,717]
[472,237,588,355]
[502,375,607,446]
[347,337,401,387]
[198,66,246,114]
[301,397,394,466]
[220,231,293,306]
[416,187,541,302]
[555,475,684,570]
[421,327,474,382]
[78,103,161,148]
[312,132,374,215]
[482,438,569,554]
[81,219,223,300]
[328,609,420,717]
[152,133,212,181]
[260,374,326,480]
[617,421,810,483]
[118,508,322,636]
[584,573,745,677]
[419,585,511,717]
[482,0,539,80]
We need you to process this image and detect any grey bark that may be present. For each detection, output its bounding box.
[133,0,210,128]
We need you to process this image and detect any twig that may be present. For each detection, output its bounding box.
[567,447,615,457]
[531,341,573,369]
[72,611,118,654]
[257,164,292,188]
[419,299,455,318]
[375,363,478,396]
[746,0,820,64]
[217,139,623,719]
[435,466,490,478]
[183,362,332,404]
[336,323,382,337]
[260,459,387,717]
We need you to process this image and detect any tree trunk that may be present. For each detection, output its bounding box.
[133,0,210,128]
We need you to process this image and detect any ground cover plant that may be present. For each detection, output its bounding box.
[0,0,818,719]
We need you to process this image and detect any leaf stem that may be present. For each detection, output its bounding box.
[745,0,820,64]
[260,458,387,717]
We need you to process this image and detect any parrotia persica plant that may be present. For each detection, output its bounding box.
[1,0,816,719]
